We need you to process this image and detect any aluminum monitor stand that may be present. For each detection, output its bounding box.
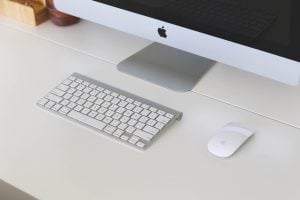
[117,43,216,92]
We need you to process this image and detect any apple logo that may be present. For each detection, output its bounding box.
[158,26,167,38]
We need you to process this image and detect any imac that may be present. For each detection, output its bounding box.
[54,0,300,92]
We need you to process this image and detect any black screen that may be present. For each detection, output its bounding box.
[94,0,300,63]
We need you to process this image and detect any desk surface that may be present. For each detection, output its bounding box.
[0,17,300,200]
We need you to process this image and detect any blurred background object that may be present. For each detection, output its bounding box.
[46,0,80,26]
[0,0,48,25]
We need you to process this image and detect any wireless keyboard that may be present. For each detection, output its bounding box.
[37,73,182,150]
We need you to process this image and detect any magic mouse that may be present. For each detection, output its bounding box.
[208,122,255,158]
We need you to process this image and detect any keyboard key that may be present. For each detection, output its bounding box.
[91,104,100,111]
[77,99,86,105]
[105,110,115,117]
[131,113,141,120]
[90,90,99,96]
[135,122,145,130]
[76,79,83,84]
[144,125,159,135]
[83,87,92,94]
[68,76,76,81]
[119,95,126,100]
[116,107,126,114]
[141,104,150,109]
[104,95,113,102]
[124,110,133,117]
[51,104,62,111]
[61,99,70,106]
[118,123,128,130]
[74,105,83,112]
[102,102,111,108]
[97,92,106,99]
[104,89,111,94]
[95,99,104,105]
[81,93,90,100]
[45,101,55,109]
[109,104,118,111]
[76,84,85,91]
[111,98,120,104]
[110,120,120,127]
[90,84,97,89]
[141,109,151,116]
[70,82,79,88]
[118,101,128,107]
[68,110,106,130]
[46,93,62,103]
[103,117,113,124]
[87,96,97,103]
[97,87,104,91]
[113,129,124,137]
[63,79,72,85]
[59,106,71,115]
[156,115,170,124]
[166,113,174,119]
[139,116,149,123]
[74,91,83,97]
[98,107,107,114]
[51,89,65,97]
[126,98,134,103]
[149,107,158,112]
[67,88,76,94]
[158,110,166,115]
[63,93,72,100]
[112,113,122,120]
[134,101,142,106]
[67,102,77,109]
[38,98,48,106]
[57,84,69,91]
[88,111,98,118]
[155,122,165,130]
[70,96,79,103]
[82,81,90,86]
[104,125,116,134]
[111,92,119,97]
[120,116,130,123]
[125,104,135,110]
[133,130,153,141]
[146,119,157,126]
[126,126,136,134]
[148,112,158,119]
[84,101,93,108]
[96,114,105,121]
[128,119,137,126]
[121,135,129,141]
[133,107,143,113]
[81,108,90,115]
[136,142,145,148]
[129,136,139,144]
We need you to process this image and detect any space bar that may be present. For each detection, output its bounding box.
[68,110,106,130]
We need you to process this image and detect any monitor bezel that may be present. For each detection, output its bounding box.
[54,0,300,85]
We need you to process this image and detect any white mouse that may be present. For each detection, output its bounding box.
[208,122,255,158]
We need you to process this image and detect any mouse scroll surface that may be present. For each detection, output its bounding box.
[208,123,255,158]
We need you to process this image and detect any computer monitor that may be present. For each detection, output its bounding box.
[54,0,300,92]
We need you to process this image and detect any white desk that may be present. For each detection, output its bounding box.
[0,17,300,200]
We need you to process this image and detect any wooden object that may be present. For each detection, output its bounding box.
[0,0,4,14]
[46,0,79,26]
[0,0,48,26]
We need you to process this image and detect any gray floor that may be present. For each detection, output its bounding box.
[0,179,37,200]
